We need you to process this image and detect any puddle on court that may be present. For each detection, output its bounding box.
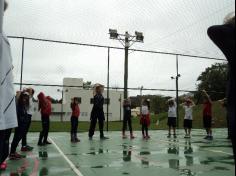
[1,130,234,176]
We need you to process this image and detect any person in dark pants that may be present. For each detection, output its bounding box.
[140,99,151,140]
[0,0,18,170]
[37,92,52,146]
[122,99,135,139]
[202,90,213,140]
[89,84,108,140]
[70,97,81,143]
[0,129,12,169]
[9,92,30,160]
[207,13,235,162]
[21,88,35,152]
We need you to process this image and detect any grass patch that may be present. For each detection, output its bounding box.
[30,102,227,132]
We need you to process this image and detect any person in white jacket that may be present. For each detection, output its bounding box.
[0,0,18,170]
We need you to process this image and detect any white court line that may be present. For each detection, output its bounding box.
[49,137,84,176]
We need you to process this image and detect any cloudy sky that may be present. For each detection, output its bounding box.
[3,0,235,98]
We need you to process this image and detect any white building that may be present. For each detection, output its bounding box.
[32,78,124,122]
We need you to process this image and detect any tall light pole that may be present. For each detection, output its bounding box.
[171,74,181,128]
[109,29,144,99]
[57,89,68,122]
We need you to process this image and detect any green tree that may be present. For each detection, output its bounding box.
[195,63,228,102]
[83,81,92,90]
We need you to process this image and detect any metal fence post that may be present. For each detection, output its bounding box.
[107,47,110,132]
[20,37,25,90]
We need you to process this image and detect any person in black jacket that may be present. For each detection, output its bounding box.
[122,99,135,139]
[207,12,235,162]
[9,91,30,160]
[89,84,108,140]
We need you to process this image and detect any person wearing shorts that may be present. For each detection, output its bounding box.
[182,99,195,138]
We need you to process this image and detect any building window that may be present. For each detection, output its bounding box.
[73,97,82,104]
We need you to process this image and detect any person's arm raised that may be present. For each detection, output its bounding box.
[202,90,213,104]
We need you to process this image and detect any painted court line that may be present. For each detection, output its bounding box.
[49,137,84,176]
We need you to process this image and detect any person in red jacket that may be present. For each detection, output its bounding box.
[202,90,213,140]
[140,99,151,140]
[70,97,81,143]
[37,92,52,146]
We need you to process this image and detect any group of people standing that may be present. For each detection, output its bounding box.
[121,89,215,142]
[1,0,235,171]
[0,88,53,163]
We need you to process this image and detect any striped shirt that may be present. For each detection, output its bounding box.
[0,1,18,130]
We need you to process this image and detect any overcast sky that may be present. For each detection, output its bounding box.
[3,0,235,98]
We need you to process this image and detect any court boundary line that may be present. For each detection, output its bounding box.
[49,137,84,176]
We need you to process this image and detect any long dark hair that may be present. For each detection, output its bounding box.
[18,92,30,109]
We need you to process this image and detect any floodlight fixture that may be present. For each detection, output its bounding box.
[109,29,119,39]
[135,31,144,42]
[108,29,144,99]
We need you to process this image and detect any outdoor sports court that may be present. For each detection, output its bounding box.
[1,129,234,176]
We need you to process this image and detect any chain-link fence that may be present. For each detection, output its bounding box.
[9,36,227,130]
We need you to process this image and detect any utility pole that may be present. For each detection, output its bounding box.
[124,32,129,99]
[109,29,144,99]
[171,55,181,128]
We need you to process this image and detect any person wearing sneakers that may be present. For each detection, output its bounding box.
[70,97,81,143]
[140,99,151,140]
[37,92,52,146]
[202,90,213,140]
[0,0,18,170]
[182,98,195,138]
[167,98,177,138]
[122,99,135,139]
[9,91,30,160]
[89,84,109,140]
[21,88,35,152]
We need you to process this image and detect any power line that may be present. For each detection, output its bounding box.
[8,36,226,61]
[14,82,225,94]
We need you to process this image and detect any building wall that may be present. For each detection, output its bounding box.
[32,78,124,122]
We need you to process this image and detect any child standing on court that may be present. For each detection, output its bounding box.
[9,91,30,160]
[71,97,81,143]
[122,99,135,139]
[167,98,177,138]
[0,0,18,170]
[89,84,108,140]
[182,98,195,138]
[140,99,151,139]
[21,88,35,152]
[202,90,213,140]
[37,92,52,146]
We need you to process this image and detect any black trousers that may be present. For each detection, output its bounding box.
[142,124,149,136]
[0,129,12,163]
[122,116,133,133]
[208,24,235,161]
[38,115,50,143]
[22,114,32,147]
[71,116,78,139]
[10,121,28,154]
[89,118,104,138]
